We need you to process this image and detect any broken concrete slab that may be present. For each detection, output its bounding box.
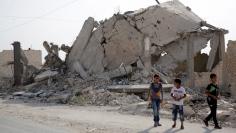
[67,17,95,68]
[71,61,88,79]
[107,84,174,93]
[103,19,144,70]
[34,70,58,82]
[96,65,133,79]
[79,28,105,74]
[207,32,220,71]
[13,91,26,96]
[133,0,202,46]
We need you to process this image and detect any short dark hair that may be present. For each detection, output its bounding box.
[154,74,160,78]
[210,73,217,79]
[174,78,181,85]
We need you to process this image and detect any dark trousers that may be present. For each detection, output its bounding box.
[172,104,184,121]
[152,99,160,123]
[205,97,219,126]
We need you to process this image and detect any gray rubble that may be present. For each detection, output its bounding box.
[64,0,227,88]
[1,0,236,129]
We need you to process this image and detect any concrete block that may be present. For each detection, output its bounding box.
[72,61,88,79]
[79,28,105,74]
[134,0,202,46]
[96,65,133,79]
[103,19,144,70]
[34,70,58,82]
[67,17,95,66]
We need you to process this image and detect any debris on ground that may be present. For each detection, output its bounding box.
[0,0,236,128]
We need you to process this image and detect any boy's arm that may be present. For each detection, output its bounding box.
[177,88,187,100]
[205,90,217,99]
[170,88,176,100]
[161,84,164,101]
[178,94,187,100]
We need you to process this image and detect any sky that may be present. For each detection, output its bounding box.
[0,0,235,60]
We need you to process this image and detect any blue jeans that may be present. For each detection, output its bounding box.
[152,99,161,122]
[172,104,184,121]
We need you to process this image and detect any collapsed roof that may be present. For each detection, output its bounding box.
[66,0,227,79]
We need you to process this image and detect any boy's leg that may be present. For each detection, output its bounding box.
[172,104,178,128]
[206,104,213,119]
[212,104,221,129]
[179,105,184,129]
[204,97,213,125]
[152,100,158,127]
[156,100,161,126]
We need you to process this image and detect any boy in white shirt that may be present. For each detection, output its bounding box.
[170,79,186,130]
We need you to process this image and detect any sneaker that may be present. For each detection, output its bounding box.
[203,120,208,127]
[214,126,222,129]
[172,124,176,128]
[180,125,184,130]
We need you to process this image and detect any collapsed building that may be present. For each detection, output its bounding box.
[66,0,227,89]
[1,0,236,128]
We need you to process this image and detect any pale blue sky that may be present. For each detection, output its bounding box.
[0,0,235,59]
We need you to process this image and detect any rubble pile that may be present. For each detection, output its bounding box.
[70,88,143,106]
[8,71,144,106]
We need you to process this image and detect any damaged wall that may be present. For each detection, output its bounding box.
[65,0,227,90]
[0,50,42,78]
[66,0,208,76]
[194,61,223,88]
[224,40,236,98]
[154,31,213,75]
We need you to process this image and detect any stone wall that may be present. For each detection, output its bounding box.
[0,50,42,78]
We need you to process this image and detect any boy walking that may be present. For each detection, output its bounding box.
[148,74,163,127]
[171,79,186,130]
[203,73,222,129]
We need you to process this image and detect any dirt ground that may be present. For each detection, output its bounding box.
[0,99,235,133]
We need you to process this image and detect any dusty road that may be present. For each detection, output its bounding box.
[0,100,235,133]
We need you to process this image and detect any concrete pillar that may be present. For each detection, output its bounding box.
[187,35,195,88]
[206,32,220,71]
[219,32,227,88]
[12,41,23,86]
[144,36,151,72]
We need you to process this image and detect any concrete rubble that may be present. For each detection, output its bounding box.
[34,70,58,82]
[64,0,227,88]
[1,0,236,128]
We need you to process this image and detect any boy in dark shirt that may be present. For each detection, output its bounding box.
[203,73,222,129]
[148,74,163,127]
